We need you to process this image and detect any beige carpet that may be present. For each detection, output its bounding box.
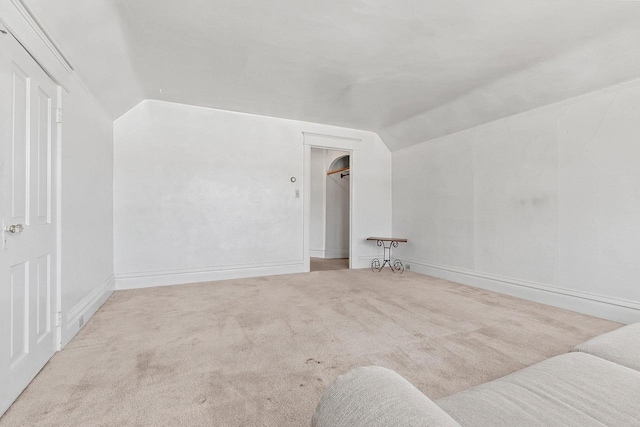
[0,270,619,426]
[310,257,349,272]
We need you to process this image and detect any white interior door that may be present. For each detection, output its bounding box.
[0,27,59,416]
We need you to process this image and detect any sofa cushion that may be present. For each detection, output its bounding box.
[436,352,640,427]
[572,322,640,371]
[312,366,461,427]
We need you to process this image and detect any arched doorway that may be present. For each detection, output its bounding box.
[325,155,350,259]
[309,149,351,271]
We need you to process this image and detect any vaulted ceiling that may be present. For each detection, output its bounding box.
[25,0,640,150]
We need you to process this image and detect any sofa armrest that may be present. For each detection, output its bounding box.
[572,322,640,371]
[312,366,461,427]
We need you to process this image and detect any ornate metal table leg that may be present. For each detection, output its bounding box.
[370,239,404,273]
[392,259,405,273]
[371,240,386,272]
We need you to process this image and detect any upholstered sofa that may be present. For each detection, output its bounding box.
[313,323,640,426]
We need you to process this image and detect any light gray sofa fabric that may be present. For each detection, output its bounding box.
[312,366,461,427]
[436,352,640,427]
[572,322,640,372]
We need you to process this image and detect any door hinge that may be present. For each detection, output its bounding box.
[56,311,62,327]
[56,108,63,123]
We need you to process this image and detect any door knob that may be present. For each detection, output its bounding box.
[5,224,24,234]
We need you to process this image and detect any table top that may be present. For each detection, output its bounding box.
[367,237,408,243]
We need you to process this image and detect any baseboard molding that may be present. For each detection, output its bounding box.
[310,249,325,258]
[406,259,640,324]
[354,255,376,269]
[62,274,115,348]
[115,261,306,290]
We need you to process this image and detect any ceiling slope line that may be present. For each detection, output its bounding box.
[11,0,74,73]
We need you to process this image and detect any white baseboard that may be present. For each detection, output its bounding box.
[355,255,376,270]
[115,261,306,290]
[406,259,640,324]
[62,274,115,348]
[310,249,325,258]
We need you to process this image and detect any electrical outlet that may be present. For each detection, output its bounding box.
[78,315,84,328]
[405,263,411,270]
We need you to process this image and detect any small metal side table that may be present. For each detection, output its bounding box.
[367,237,408,273]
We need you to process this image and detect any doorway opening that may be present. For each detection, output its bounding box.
[309,149,350,272]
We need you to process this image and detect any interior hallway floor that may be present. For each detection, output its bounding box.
[310,257,349,272]
[0,269,619,426]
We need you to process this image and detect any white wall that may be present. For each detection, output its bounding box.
[114,100,391,288]
[325,152,350,259]
[60,77,115,346]
[393,79,640,323]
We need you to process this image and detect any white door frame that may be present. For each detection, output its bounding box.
[302,132,360,271]
[55,86,63,350]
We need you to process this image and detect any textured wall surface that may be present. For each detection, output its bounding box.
[393,79,640,320]
[114,100,390,287]
[61,77,114,345]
